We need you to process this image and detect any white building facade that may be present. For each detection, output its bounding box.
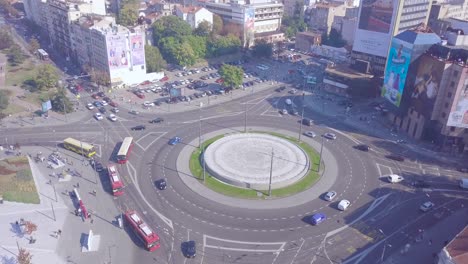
[176,6,213,29]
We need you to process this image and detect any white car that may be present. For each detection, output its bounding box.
[86,103,94,110]
[323,133,337,140]
[289,89,297,94]
[304,131,316,138]
[281,109,288,115]
[324,191,337,201]
[143,101,155,107]
[387,174,404,183]
[337,200,350,211]
[94,113,103,120]
[108,114,117,122]
[101,100,108,106]
[420,201,434,212]
[111,108,119,113]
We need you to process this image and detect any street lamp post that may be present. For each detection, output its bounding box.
[298,93,305,141]
[318,137,324,172]
[202,141,206,183]
[378,229,392,263]
[244,102,247,133]
[268,148,274,196]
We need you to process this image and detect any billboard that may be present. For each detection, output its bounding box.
[130,35,145,67]
[408,55,445,119]
[447,78,468,128]
[352,0,398,57]
[243,7,255,47]
[381,38,412,107]
[106,35,129,69]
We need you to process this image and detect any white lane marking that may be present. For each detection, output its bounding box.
[241,93,273,104]
[135,132,167,151]
[181,112,243,124]
[126,162,173,229]
[289,238,305,264]
[204,235,286,252]
[327,127,362,145]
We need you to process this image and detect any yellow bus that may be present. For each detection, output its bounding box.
[63,138,96,158]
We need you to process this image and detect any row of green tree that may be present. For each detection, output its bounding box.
[146,16,241,69]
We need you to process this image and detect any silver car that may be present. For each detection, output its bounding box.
[304,131,316,138]
[323,133,337,140]
[324,191,337,201]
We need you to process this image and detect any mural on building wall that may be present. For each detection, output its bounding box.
[382,38,412,107]
[358,0,394,33]
[409,55,444,119]
[244,7,255,47]
[107,35,129,69]
[447,77,468,128]
[130,35,145,66]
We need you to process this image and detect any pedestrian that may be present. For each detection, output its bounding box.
[76,182,80,188]
[90,218,94,224]
[429,239,433,246]
[92,189,97,196]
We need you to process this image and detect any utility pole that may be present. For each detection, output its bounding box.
[318,137,324,172]
[199,102,203,149]
[268,148,274,196]
[202,141,206,183]
[298,93,305,141]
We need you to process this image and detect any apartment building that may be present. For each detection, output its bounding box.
[307,2,347,33]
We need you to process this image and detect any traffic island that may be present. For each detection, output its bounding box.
[0,156,40,204]
[188,132,322,199]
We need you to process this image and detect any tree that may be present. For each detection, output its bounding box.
[17,248,32,264]
[207,34,241,57]
[212,14,223,35]
[8,44,25,65]
[222,23,242,38]
[252,40,273,58]
[28,37,40,53]
[0,90,10,110]
[173,42,196,67]
[321,28,346,48]
[193,20,212,37]
[118,7,138,27]
[184,35,207,59]
[144,45,167,73]
[152,16,192,44]
[34,64,59,91]
[0,28,13,50]
[219,64,243,89]
[159,36,180,64]
[51,89,74,113]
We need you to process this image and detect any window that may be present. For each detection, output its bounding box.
[450,81,455,88]
[442,112,446,118]
[453,70,459,77]
[450,127,455,132]
[447,92,452,98]
[445,102,449,108]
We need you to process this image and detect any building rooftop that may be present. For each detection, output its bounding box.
[445,225,468,264]
[395,29,441,45]
[314,2,342,8]
[177,5,202,14]
[325,64,373,79]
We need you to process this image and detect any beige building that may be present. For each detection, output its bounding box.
[295,31,321,51]
[307,2,347,33]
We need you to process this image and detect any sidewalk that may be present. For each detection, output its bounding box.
[0,146,130,264]
[383,208,468,264]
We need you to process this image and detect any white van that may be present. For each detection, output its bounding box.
[459,178,468,189]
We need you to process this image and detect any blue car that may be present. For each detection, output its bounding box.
[310,213,326,225]
[169,137,181,145]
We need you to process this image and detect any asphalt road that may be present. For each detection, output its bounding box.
[3,84,467,264]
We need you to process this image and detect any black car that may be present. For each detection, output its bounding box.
[99,107,107,113]
[97,92,105,97]
[414,180,431,188]
[156,179,167,190]
[355,144,370,151]
[131,125,146,131]
[150,117,164,123]
[182,241,196,258]
[386,154,405,162]
[90,160,104,172]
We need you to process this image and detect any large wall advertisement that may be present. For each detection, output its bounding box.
[447,76,468,128]
[130,35,145,67]
[352,0,398,57]
[382,38,412,107]
[244,7,255,47]
[408,55,445,119]
[106,35,129,69]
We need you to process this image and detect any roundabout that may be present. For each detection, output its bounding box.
[203,133,310,189]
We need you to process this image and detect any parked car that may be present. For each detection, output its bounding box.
[99,107,106,114]
[280,109,288,115]
[182,240,196,258]
[109,101,118,107]
[86,103,94,110]
[131,125,146,131]
[420,201,434,212]
[94,113,103,120]
[108,114,117,122]
[129,110,140,115]
[323,133,337,140]
[111,108,119,113]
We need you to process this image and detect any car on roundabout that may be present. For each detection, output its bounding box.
[355,144,370,151]
[337,200,350,211]
[150,117,164,124]
[309,213,326,225]
[131,125,146,131]
[156,179,167,190]
[323,133,337,140]
[386,154,405,162]
[323,191,337,201]
[386,174,404,183]
[304,131,316,138]
[420,201,434,212]
[169,137,181,145]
